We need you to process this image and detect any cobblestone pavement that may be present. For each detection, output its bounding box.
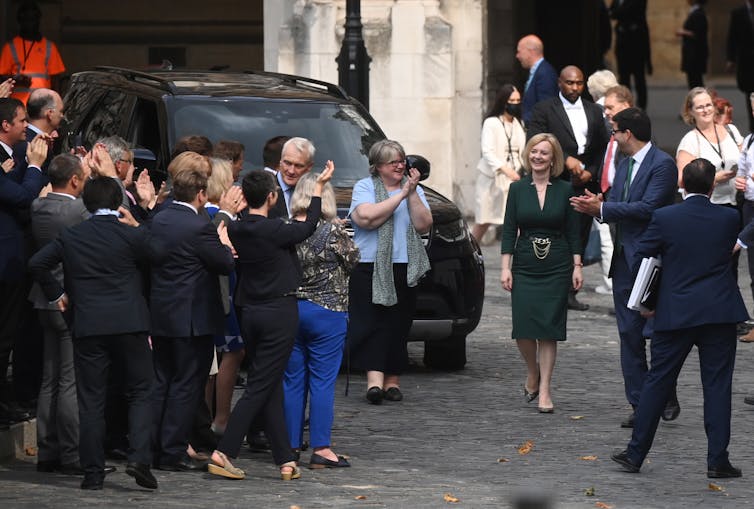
[3,239,754,509]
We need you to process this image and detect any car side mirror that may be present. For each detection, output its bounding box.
[406,154,430,181]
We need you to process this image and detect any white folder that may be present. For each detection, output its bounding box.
[628,256,662,312]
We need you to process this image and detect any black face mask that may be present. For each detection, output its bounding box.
[505,103,521,117]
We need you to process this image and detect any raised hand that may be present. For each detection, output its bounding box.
[117,206,140,227]
[317,160,335,184]
[26,135,49,168]
[219,185,246,215]
[134,169,157,209]
[1,158,14,173]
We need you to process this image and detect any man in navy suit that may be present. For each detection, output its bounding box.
[28,174,159,490]
[571,108,678,428]
[11,88,62,177]
[0,96,47,425]
[611,158,748,478]
[516,34,558,124]
[149,157,235,471]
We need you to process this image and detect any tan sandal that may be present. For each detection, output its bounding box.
[208,451,245,480]
[280,462,301,481]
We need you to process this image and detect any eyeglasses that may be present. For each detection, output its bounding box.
[693,103,714,112]
[382,159,406,168]
[610,128,627,136]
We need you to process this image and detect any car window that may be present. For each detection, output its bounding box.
[78,90,134,150]
[127,97,164,171]
[165,97,384,187]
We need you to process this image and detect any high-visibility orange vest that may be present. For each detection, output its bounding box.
[0,36,65,104]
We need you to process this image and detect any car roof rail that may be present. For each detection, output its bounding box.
[93,66,177,93]
[243,70,349,100]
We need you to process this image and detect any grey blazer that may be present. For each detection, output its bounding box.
[28,193,90,310]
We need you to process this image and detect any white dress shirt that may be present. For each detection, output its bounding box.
[559,93,588,155]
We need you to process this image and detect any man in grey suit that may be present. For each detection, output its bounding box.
[28,154,90,473]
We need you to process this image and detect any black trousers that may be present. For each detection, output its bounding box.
[151,335,214,464]
[218,297,297,465]
[74,333,154,478]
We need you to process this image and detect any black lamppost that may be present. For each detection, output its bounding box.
[336,0,371,109]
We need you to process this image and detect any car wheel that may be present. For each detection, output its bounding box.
[423,334,466,371]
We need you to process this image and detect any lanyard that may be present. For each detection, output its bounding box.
[696,126,724,169]
[20,39,35,71]
[500,117,515,167]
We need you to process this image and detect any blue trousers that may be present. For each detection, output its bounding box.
[612,254,650,406]
[283,299,347,449]
[627,323,737,468]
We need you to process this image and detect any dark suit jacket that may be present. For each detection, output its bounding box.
[610,0,651,70]
[522,59,559,124]
[28,214,153,338]
[0,166,45,281]
[149,203,234,338]
[602,144,677,272]
[636,195,748,331]
[726,5,754,92]
[28,193,90,309]
[229,196,321,305]
[3,136,30,183]
[10,127,54,183]
[681,7,708,74]
[268,171,291,220]
[526,95,608,192]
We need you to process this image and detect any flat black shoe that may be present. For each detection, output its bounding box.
[126,462,158,489]
[744,396,754,406]
[247,431,271,453]
[36,459,61,473]
[366,386,383,405]
[80,475,103,490]
[104,465,117,475]
[309,453,351,469]
[661,392,680,421]
[157,459,207,472]
[708,461,742,479]
[567,293,589,311]
[611,450,640,473]
[383,387,403,401]
[621,410,635,428]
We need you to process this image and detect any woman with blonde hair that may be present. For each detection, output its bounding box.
[283,172,359,468]
[501,133,583,413]
[204,158,246,438]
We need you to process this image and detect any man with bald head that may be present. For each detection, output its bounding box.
[516,34,558,123]
[11,87,63,173]
[527,65,609,310]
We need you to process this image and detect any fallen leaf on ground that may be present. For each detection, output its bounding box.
[570,415,585,420]
[518,440,534,455]
[708,483,724,492]
[497,457,510,462]
[443,493,460,503]
[584,487,595,496]
[355,495,367,500]
[579,455,598,461]
[24,447,37,456]
[595,503,613,509]
[290,506,301,509]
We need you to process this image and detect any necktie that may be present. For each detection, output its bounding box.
[524,69,534,92]
[600,135,615,194]
[622,158,635,202]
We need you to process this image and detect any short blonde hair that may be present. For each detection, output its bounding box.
[168,151,211,179]
[207,158,233,203]
[521,133,565,178]
[681,87,711,126]
[586,70,618,102]
[289,172,337,220]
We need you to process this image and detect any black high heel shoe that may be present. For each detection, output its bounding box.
[524,385,539,403]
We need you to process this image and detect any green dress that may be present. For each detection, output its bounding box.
[501,176,581,340]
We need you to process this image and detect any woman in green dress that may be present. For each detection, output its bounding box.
[500,133,583,413]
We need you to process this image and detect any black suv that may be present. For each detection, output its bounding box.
[61,67,484,370]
